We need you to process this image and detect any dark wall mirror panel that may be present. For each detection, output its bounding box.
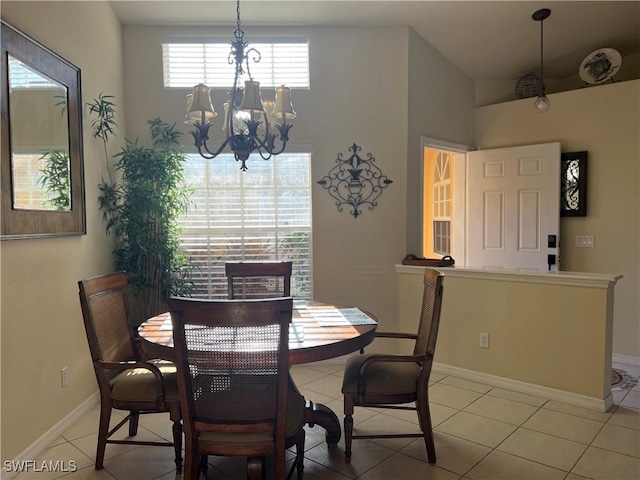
[1,19,85,239]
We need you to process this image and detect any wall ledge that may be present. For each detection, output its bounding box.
[395,265,622,289]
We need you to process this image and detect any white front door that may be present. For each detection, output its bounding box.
[467,142,561,272]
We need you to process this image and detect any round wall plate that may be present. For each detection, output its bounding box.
[579,48,622,84]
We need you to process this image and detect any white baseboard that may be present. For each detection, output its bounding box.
[304,358,612,411]
[432,363,612,412]
[3,392,99,480]
[613,353,640,367]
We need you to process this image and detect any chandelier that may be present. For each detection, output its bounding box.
[185,0,296,170]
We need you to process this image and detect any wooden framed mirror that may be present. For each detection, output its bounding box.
[1,20,85,239]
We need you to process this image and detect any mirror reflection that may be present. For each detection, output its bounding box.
[9,55,71,211]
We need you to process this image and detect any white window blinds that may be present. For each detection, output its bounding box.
[162,40,309,88]
[179,153,312,299]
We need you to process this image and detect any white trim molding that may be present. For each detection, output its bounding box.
[433,363,613,412]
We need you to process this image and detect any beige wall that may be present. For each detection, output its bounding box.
[474,80,640,358]
[120,24,415,336]
[1,1,125,461]
[398,267,616,405]
[406,29,475,255]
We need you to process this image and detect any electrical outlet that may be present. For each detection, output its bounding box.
[61,367,69,388]
[479,333,490,348]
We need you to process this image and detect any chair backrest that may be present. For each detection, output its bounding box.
[169,297,293,452]
[413,268,445,358]
[78,272,138,382]
[225,261,292,299]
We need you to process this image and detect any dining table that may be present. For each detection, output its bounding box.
[137,300,378,447]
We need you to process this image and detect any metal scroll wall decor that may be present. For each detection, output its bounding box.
[317,143,393,218]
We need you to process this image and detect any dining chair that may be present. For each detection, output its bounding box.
[77,271,182,472]
[341,268,445,464]
[169,296,305,480]
[225,260,292,299]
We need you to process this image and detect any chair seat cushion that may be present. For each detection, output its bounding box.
[110,360,179,402]
[198,391,306,446]
[342,355,421,396]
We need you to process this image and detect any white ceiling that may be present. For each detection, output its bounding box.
[109,0,640,81]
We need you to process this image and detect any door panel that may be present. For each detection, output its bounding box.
[467,142,560,271]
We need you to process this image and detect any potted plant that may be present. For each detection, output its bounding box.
[88,94,193,324]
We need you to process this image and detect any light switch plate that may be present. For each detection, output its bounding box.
[575,235,595,247]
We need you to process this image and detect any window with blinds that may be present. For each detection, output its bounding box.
[179,153,312,299]
[162,40,310,88]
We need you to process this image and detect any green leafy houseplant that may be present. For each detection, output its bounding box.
[88,94,193,323]
[37,148,70,210]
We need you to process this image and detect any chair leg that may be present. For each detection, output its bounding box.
[95,402,112,470]
[247,457,263,480]
[199,455,208,476]
[343,395,354,465]
[128,411,140,436]
[170,403,183,473]
[296,429,305,480]
[417,399,436,464]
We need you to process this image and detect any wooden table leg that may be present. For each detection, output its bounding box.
[304,399,341,448]
[290,374,341,448]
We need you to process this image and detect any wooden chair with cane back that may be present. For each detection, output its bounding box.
[341,268,445,464]
[169,296,305,480]
[225,261,292,299]
[78,271,182,472]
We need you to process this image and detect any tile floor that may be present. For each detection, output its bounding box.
[12,362,640,480]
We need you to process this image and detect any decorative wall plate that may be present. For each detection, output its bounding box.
[579,48,622,84]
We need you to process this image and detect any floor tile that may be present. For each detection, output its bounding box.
[497,427,587,471]
[572,446,640,480]
[358,452,460,480]
[486,388,548,407]
[430,372,447,383]
[466,450,566,480]
[591,423,640,458]
[522,409,603,444]
[70,425,169,462]
[62,406,125,442]
[290,458,352,479]
[401,431,491,475]
[428,383,483,410]
[620,390,640,410]
[306,361,346,375]
[542,400,612,423]
[564,474,591,480]
[381,402,458,428]
[13,442,94,480]
[464,395,538,426]
[356,413,422,451]
[301,374,344,399]
[100,445,178,480]
[304,437,395,479]
[290,366,330,387]
[436,411,517,448]
[439,376,493,394]
[607,406,640,431]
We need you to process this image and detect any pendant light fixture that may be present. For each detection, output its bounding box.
[185,0,296,170]
[532,8,551,112]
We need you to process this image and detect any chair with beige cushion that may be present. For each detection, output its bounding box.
[78,271,182,471]
[225,261,292,299]
[341,268,445,464]
[169,296,305,480]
